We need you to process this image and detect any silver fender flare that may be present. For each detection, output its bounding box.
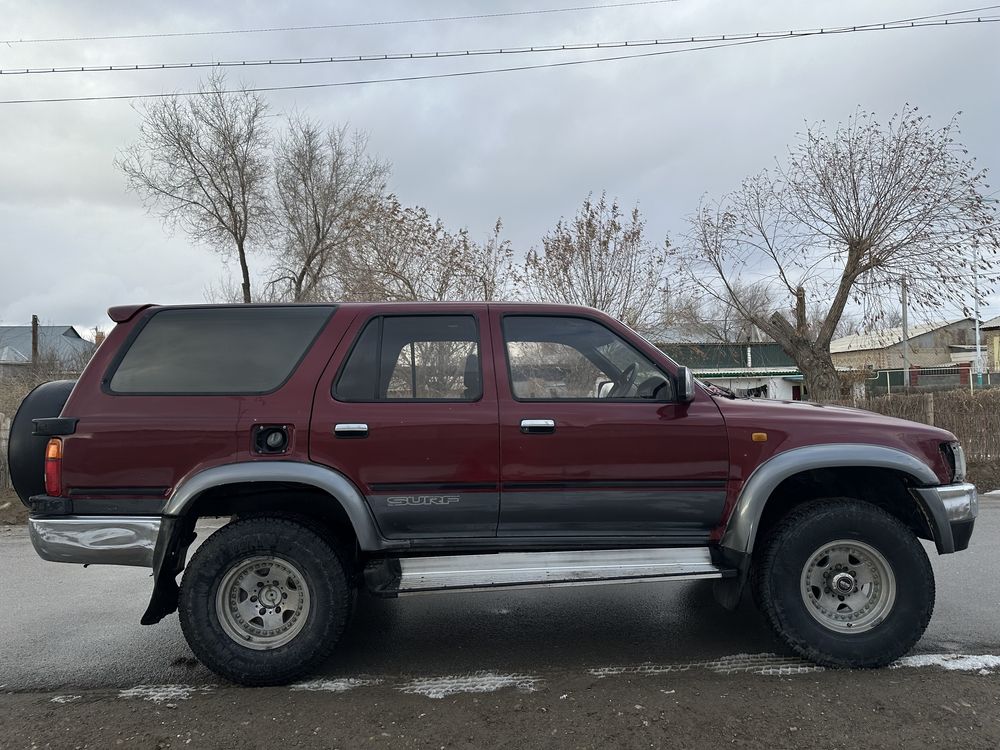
[719,443,940,557]
[143,461,392,625]
[163,461,387,550]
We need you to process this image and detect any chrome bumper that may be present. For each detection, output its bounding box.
[925,482,978,522]
[911,482,978,554]
[28,515,161,568]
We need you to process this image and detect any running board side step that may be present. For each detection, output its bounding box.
[365,547,734,596]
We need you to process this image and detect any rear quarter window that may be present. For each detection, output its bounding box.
[108,306,334,394]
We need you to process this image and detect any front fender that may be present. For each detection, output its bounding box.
[720,443,940,557]
[711,443,946,611]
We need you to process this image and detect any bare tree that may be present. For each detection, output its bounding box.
[335,196,515,303]
[523,193,668,331]
[117,72,270,303]
[337,196,469,302]
[682,107,1000,400]
[267,118,389,302]
[670,285,774,343]
[462,219,517,301]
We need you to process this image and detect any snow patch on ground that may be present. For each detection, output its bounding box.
[893,654,1000,674]
[290,678,382,692]
[118,685,214,704]
[398,672,541,699]
[50,695,81,704]
[590,653,824,678]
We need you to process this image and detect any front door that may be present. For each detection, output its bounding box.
[310,308,500,539]
[492,311,729,542]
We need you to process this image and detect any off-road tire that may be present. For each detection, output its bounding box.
[753,498,934,668]
[179,516,351,686]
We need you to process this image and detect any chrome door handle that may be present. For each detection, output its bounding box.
[520,419,555,434]
[334,423,368,438]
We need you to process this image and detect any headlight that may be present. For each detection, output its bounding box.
[942,442,967,483]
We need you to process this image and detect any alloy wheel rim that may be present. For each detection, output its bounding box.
[215,555,311,650]
[799,539,896,634]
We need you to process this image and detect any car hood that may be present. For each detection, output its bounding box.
[711,396,956,484]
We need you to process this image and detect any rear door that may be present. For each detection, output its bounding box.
[492,310,729,542]
[310,307,500,539]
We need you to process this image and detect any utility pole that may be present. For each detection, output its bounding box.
[974,243,983,388]
[975,198,1000,387]
[31,314,39,364]
[901,277,909,389]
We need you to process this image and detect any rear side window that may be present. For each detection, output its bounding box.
[334,315,481,401]
[109,307,333,394]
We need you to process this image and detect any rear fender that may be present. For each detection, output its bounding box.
[142,461,397,625]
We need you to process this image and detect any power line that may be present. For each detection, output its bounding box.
[5,0,995,47]
[3,15,999,76]
[0,0,682,45]
[1,17,995,105]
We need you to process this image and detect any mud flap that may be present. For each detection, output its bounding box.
[712,547,750,610]
[141,516,196,625]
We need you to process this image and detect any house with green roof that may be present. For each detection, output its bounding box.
[654,339,802,400]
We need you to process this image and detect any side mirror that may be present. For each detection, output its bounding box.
[597,380,614,398]
[676,366,695,403]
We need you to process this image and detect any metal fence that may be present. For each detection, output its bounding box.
[863,366,997,396]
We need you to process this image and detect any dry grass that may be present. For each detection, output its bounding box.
[830,389,1000,490]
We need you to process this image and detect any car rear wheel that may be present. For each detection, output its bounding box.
[179,516,351,686]
[753,498,934,668]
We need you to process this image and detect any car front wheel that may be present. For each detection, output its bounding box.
[753,498,935,668]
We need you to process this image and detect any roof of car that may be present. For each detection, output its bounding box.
[110,301,608,318]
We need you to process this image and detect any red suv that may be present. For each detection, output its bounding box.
[8,303,977,685]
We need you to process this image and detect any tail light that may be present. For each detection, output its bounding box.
[44,438,63,496]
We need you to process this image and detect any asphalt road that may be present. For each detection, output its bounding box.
[2,496,1000,748]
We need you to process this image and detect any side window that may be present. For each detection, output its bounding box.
[334,315,481,401]
[109,307,333,394]
[503,316,672,401]
[334,319,379,401]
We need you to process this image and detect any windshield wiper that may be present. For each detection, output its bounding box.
[698,380,737,399]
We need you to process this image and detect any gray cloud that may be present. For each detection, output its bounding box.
[1,0,998,333]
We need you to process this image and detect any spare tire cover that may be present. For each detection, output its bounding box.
[7,380,76,505]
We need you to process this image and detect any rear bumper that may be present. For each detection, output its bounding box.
[28,515,161,568]
[912,482,978,554]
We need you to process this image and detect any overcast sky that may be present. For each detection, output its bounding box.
[1,0,998,337]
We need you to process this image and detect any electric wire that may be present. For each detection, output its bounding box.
[3,15,999,76]
[1,16,996,105]
[0,0,682,45]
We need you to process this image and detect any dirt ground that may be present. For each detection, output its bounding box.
[0,490,27,525]
[2,667,999,749]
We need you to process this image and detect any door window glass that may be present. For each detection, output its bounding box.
[334,315,481,401]
[503,316,672,401]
